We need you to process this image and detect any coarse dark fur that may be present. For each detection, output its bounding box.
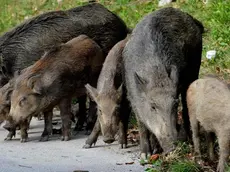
[123,7,204,158]
[0,3,128,80]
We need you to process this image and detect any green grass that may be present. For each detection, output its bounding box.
[0,0,229,80]
[144,142,203,172]
[168,161,201,172]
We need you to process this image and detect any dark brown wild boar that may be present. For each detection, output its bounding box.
[187,77,230,172]
[8,35,104,141]
[84,37,130,149]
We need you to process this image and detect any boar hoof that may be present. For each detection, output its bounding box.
[140,153,151,161]
[4,137,12,141]
[20,138,28,143]
[39,136,49,142]
[61,136,70,141]
[83,144,92,149]
[120,143,127,149]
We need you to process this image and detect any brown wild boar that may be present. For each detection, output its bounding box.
[187,77,230,172]
[0,75,38,142]
[84,37,130,148]
[0,78,31,142]
[8,35,104,141]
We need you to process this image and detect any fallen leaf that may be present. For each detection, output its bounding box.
[125,162,134,165]
[150,154,159,161]
[18,165,32,168]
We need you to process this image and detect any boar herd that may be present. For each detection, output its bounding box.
[0,2,229,172]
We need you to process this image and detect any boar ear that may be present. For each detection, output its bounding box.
[169,65,178,86]
[134,72,148,92]
[27,75,43,95]
[85,84,99,102]
[5,89,13,102]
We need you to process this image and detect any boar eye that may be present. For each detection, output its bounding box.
[150,103,157,111]
[19,97,27,107]
[151,106,156,111]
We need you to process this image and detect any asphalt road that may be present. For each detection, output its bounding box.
[0,118,144,172]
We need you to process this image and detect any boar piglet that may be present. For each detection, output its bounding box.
[84,37,130,149]
[187,77,230,172]
[0,78,30,142]
[123,7,204,159]
[8,35,104,141]
[0,72,39,142]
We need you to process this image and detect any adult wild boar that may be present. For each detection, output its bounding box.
[84,37,130,148]
[0,2,129,131]
[8,35,104,141]
[0,3,128,82]
[123,7,204,158]
[187,77,230,172]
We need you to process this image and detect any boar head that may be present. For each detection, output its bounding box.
[86,83,123,143]
[134,65,179,152]
[9,74,43,124]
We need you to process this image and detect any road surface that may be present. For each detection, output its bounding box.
[0,117,144,172]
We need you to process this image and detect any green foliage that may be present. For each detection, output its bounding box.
[0,0,229,79]
[169,161,201,172]
[144,142,203,172]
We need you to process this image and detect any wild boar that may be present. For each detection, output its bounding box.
[0,75,40,142]
[0,3,128,82]
[0,2,129,132]
[187,77,230,172]
[123,7,204,158]
[8,35,104,141]
[84,37,130,148]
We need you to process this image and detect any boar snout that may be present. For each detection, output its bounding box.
[3,120,16,131]
[103,136,115,144]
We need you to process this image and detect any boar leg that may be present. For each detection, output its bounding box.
[74,95,87,131]
[138,119,152,160]
[118,121,127,149]
[190,118,201,159]
[20,120,29,143]
[150,133,163,154]
[5,129,16,141]
[181,90,191,141]
[40,110,53,141]
[83,118,101,149]
[206,132,216,161]
[59,98,72,141]
[181,46,202,141]
[85,101,97,135]
[118,96,130,149]
[217,133,230,172]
